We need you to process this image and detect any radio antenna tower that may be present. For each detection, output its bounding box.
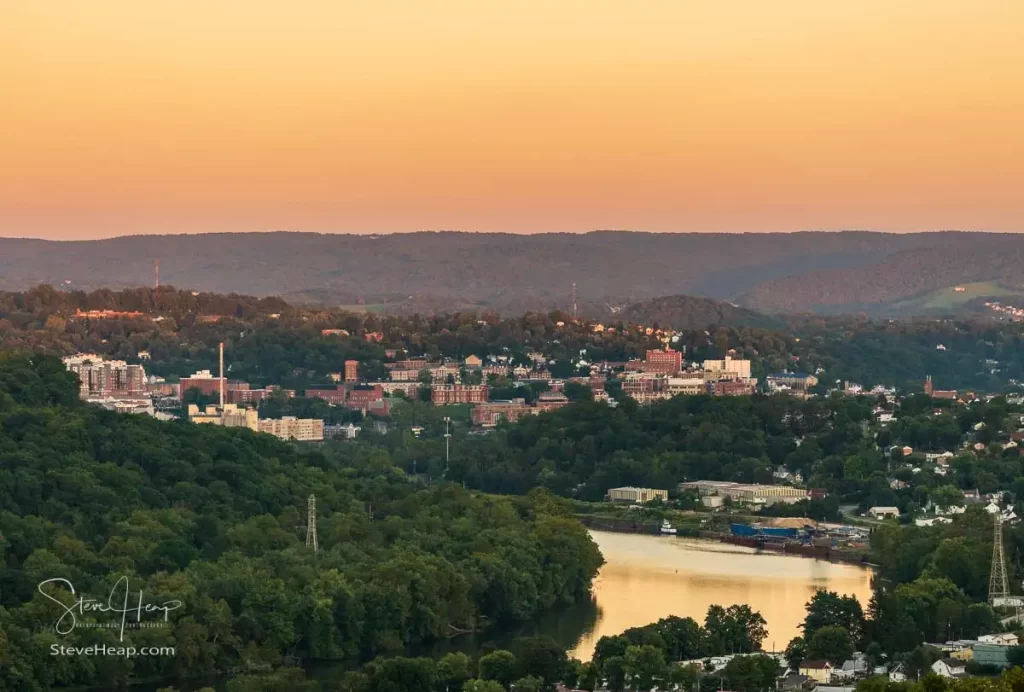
[572,282,578,319]
[990,514,1010,606]
[154,259,159,290]
[305,494,318,553]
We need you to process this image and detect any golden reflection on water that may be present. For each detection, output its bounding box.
[569,531,875,661]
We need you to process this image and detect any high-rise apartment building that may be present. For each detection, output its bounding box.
[702,356,752,381]
[344,360,360,382]
[63,354,146,398]
[259,416,324,441]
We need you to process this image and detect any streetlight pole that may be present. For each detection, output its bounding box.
[444,416,451,476]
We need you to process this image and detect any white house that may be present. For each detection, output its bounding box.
[834,654,870,681]
[931,658,968,678]
[868,506,900,520]
[915,517,953,527]
[979,632,1019,646]
[889,663,907,683]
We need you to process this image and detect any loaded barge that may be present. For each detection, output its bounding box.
[575,515,871,565]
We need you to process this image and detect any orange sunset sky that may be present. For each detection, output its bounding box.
[2,1,1023,240]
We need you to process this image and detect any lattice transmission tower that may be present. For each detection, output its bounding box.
[306,494,319,553]
[990,514,1009,605]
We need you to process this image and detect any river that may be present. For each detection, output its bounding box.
[566,530,875,660]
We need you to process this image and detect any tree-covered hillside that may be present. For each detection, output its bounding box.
[5,286,1024,392]
[0,353,602,691]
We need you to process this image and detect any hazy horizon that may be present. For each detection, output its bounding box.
[3,1,1023,240]
[2,227,1022,243]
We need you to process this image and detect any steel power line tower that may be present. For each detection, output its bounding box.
[990,514,1009,606]
[571,282,578,319]
[305,494,319,553]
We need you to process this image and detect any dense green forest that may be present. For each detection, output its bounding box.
[384,394,885,502]
[0,353,602,691]
[5,286,1024,392]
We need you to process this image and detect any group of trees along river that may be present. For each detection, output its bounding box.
[0,353,602,691]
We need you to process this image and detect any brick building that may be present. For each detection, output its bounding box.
[178,370,230,398]
[346,385,386,413]
[344,360,360,382]
[432,384,489,405]
[535,391,570,412]
[708,379,755,396]
[471,400,533,427]
[304,386,348,405]
[644,348,683,375]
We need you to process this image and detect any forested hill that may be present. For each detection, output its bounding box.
[0,353,603,692]
[6,286,1024,392]
[616,295,782,330]
[4,230,1024,315]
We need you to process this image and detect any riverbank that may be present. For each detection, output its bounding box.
[575,514,874,567]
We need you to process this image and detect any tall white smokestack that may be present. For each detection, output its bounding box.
[219,342,225,408]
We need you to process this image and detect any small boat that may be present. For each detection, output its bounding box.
[660,519,677,535]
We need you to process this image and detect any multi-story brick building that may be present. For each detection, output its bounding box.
[471,399,533,427]
[227,386,283,405]
[375,381,421,398]
[304,386,348,405]
[708,379,755,396]
[394,358,429,371]
[178,369,229,398]
[621,373,659,396]
[388,369,421,382]
[346,385,385,413]
[535,391,570,412]
[344,360,360,383]
[644,348,683,375]
[432,384,488,405]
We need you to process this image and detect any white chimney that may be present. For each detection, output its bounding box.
[219,342,225,408]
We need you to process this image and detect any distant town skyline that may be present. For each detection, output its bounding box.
[3,1,1023,240]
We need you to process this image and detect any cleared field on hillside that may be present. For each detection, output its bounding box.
[890,281,1024,312]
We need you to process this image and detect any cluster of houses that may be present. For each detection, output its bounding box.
[788,634,1020,691]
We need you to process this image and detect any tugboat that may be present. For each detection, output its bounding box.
[660,519,677,535]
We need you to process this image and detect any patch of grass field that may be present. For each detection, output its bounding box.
[335,303,390,314]
[891,281,1024,312]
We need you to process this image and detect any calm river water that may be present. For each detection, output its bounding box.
[566,530,875,660]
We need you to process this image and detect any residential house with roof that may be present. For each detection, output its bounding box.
[931,658,968,678]
[799,661,834,684]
